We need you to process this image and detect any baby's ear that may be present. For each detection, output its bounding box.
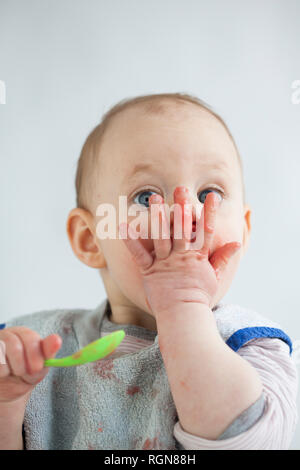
[66,208,107,268]
[242,204,251,253]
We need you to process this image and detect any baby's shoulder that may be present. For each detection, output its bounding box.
[214,302,281,328]
[213,302,293,354]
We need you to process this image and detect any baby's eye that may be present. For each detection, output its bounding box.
[198,188,223,204]
[133,190,158,208]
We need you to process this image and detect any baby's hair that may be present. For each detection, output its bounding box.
[75,92,245,210]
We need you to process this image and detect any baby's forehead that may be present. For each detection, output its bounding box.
[76,98,245,210]
[100,104,239,177]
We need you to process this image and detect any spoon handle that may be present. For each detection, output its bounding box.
[44,330,125,367]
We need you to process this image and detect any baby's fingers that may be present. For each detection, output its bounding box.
[209,242,242,280]
[0,330,23,378]
[201,192,221,255]
[14,331,62,386]
[11,328,48,375]
[1,328,62,378]
[119,223,154,271]
[41,334,62,362]
[21,334,63,386]
[149,194,171,260]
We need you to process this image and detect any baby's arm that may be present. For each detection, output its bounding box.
[173,337,298,449]
[120,190,263,441]
[156,302,263,440]
[120,189,297,448]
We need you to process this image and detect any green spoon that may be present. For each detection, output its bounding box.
[44,330,125,367]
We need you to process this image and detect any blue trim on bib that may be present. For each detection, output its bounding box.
[0,324,5,330]
[226,327,293,355]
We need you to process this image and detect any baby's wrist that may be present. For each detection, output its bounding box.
[155,299,212,320]
[155,301,220,343]
[0,401,25,450]
[155,301,224,364]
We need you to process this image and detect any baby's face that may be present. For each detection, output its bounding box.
[93,104,249,319]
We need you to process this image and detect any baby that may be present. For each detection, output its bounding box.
[0,93,298,450]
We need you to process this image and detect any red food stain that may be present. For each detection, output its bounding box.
[87,444,95,450]
[145,297,152,313]
[179,380,189,390]
[126,385,140,396]
[52,379,58,390]
[103,349,116,359]
[97,422,103,432]
[142,436,159,450]
[93,358,120,381]
[63,325,72,335]
[105,340,118,356]
[72,351,82,359]
[132,438,139,447]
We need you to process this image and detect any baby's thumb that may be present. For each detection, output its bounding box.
[41,334,62,361]
[209,242,241,280]
[21,335,63,387]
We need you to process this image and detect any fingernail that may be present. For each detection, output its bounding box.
[211,192,221,207]
[149,194,163,204]
[174,186,189,197]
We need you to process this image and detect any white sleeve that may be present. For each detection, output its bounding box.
[173,338,298,450]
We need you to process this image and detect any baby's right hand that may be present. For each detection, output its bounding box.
[0,327,62,405]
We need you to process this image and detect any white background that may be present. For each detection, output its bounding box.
[0,0,299,448]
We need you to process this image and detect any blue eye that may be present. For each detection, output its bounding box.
[198,189,223,204]
[133,190,158,208]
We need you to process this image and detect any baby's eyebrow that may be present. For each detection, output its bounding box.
[127,162,155,180]
[127,159,231,181]
[204,160,232,173]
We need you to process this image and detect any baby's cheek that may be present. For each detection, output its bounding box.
[210,230,243,305]
[211,222,242,253]
[105,240,146,307]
